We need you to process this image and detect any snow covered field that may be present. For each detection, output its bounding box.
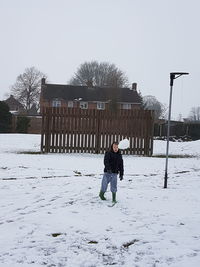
[0,134,200,267]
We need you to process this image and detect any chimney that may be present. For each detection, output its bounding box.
[40,78,46,111]
[132,83,137,91]
[41,77,46,85]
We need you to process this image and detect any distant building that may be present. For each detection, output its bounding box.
[4,95,24,114]
[40,78,143,113]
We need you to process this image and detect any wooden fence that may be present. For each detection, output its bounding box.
[41,107,154,155]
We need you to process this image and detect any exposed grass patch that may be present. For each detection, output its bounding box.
[122,239,139,248]
[16,151,198,158]
[17,151,42,155]
[73,170,82,176]
[175,170,190,174]
[152,154,196,158]
[1,175,70,181]
[51,233,62,237]
[88,240,98,244]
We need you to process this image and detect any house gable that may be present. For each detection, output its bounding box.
[4,95,24,112]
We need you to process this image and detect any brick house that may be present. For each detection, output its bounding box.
[40,78,143,113]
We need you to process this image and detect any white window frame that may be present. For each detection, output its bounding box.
[97,102,105,110]
[122,103,132,110]
[52,99,61,107]
[80,101,88,109]
[68,101,74,108]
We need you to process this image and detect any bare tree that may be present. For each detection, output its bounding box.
[188,106,200,121]
[11,66,46,111]
[143,95,167,120]
[69,61,129,88]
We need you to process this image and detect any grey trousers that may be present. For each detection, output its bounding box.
[101,172,118,193]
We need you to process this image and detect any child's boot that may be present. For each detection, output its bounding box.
[112,192,117,203]
[99,191,106,200]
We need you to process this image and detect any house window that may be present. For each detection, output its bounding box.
[52,100,61,107]
[97,102,105,110]
[68,101,74,108]
[122,103,132,110]
[80,101,88,109]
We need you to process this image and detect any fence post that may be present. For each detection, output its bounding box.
[95,110,101,153]
[40,109,45,153]
[45,108,51,153]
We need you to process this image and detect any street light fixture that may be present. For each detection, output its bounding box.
[164,72,189,189]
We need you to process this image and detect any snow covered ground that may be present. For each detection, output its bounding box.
[0,134,200,267]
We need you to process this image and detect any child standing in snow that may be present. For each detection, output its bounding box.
[99,142,124,203]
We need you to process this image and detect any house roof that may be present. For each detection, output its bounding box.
[41,83,142,104]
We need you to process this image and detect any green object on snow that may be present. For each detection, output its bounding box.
[112,192,117,203]
[99,191,106,200]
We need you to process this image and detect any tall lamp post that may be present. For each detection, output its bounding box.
[164,72,189,189]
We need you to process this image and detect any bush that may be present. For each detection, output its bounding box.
[0,101,12,133]
[16,116,31,133]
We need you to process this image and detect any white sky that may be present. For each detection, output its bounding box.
[0,0,199,119]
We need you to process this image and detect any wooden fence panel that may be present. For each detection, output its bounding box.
[41,107,154,156]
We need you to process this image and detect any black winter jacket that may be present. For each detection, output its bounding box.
[104,149,124,177]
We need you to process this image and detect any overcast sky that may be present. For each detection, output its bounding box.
[0,0,199,119]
